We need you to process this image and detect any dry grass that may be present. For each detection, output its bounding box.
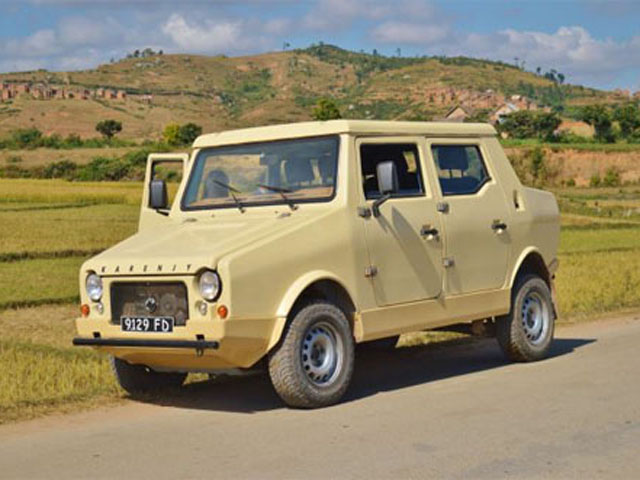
[0,203,139,259]
[0,305,121,424]
[556,250,640,317]
[0,178,143,205]
[0,257,85,309]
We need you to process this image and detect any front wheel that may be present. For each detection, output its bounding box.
[110,356,187,396]
[268,301,355,408]
[496,274,555,362]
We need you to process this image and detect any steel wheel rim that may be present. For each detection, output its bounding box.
[521,290,550,346]
[301,321,343,387]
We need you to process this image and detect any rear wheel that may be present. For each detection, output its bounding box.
[110,356,186,395]
[496,274,554,362]
[268,301,355,408]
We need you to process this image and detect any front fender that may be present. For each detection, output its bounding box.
[265,271,357,352]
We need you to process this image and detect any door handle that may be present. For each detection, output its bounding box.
[420,226,439,239]
[491,220,508,233]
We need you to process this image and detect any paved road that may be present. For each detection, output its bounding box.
[1,315,639,479]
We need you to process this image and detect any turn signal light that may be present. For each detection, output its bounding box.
[80,304,90,317]
[217,305,228,319]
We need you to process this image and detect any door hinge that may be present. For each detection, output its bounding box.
[357,206,372,218]
[364,266,378,278]
[443,257,455,268]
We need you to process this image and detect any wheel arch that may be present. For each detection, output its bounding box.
[509,248,552,289]
[268,272,359,351]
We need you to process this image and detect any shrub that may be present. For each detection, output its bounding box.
[602,167,621,187]
[312,98,342,121]
[163,123,181,146]
[11,128,43,149]
[76,156,131,181]
[178,123,202,145]
[163,123,202,146]
[42,160,77,179]
[590,174,602,187]
[6,156,22,164]
[566,178,576,187]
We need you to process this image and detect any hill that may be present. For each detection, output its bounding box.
[0,44,631,140]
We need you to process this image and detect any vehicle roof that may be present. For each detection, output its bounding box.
[192,120,496,148]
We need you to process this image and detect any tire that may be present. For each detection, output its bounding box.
[496,274,555,362]
[110,356,187,396]
[268,301,355,408]
[359,335,399,351]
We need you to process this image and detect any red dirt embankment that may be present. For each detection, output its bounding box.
[505,148,640,186]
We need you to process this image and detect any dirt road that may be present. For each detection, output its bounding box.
[1,315,639,479]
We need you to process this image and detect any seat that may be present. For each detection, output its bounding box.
[436,147,479,195]
[284,158,314,186]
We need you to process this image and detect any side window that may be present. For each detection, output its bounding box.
[431,145,490,196]
[360,143,424,199]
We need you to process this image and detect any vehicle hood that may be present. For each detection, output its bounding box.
[85,213,313,276]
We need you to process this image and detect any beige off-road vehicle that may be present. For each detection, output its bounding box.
[74,120,560,408]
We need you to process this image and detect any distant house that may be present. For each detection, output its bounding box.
[14,83,30,95]
[96,88,105,98]
[141,94,153,104]
[490,102,519,124]
[116,90,127,100]
[1,89,12,101]
[442,105,474,123]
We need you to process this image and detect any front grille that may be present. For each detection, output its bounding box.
[110,282,189,326]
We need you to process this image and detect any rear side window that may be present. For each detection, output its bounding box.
[431,145,489,196]
[360,143,424,199]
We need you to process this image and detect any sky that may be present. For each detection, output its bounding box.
[0,0,639,91]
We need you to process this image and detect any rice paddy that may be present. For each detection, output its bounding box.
[0,179,639,423]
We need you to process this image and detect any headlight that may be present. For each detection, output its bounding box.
[86,273,103,302]
[199,270,221,302]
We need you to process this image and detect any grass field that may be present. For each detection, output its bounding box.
[1,179,640,424]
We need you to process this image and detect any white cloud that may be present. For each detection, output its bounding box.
[304,0,437,31]
[369,20,640,86]
[372,22,449,45]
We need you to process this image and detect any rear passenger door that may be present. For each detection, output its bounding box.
[357,137,443,306]
[426,140,511,295]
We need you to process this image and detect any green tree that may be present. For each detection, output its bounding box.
[95,120,122,140]
[163,123,181,146]
[581,105,615,143]
[178,123,203,145]
[613,103,640,139]
[312,98,342,121]
[499,111,561,140]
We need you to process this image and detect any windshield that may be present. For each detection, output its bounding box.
[182,136,339,211]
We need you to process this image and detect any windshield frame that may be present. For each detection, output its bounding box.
[180,135,341,212]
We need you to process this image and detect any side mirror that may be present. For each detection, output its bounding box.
[149,179,169,211]
[372,161,398,217]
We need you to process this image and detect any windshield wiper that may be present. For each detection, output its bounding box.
[212,179,245,213]
[257,184,298,211]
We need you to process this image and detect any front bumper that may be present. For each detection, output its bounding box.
[73,315,286,371]
[73,337,220,350]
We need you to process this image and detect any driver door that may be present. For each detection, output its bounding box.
[139,153,189,231]
[357,137,443,307]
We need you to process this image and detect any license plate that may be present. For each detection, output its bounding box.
[121,316,174,333]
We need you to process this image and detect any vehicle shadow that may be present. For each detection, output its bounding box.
[137,336,595,414]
